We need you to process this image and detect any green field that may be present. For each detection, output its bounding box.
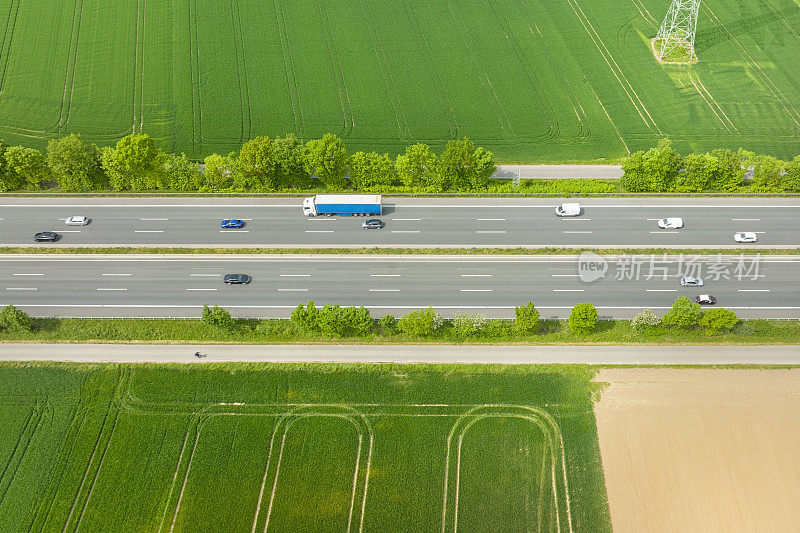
[1,0,798,162]
[0,362,610,532]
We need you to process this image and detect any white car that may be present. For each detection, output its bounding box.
[657,217,684,229]
[680,276,703,287]
[734,232,757,243]
[65,216,90,226]
[555,202,581,217]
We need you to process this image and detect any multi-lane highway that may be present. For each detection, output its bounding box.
[1,197,798,248]
[1,255,797,318]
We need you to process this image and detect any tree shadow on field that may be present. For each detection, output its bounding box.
[694,3,798,54]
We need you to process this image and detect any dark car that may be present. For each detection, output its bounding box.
[223,274,251,284]
[694,294,717,305]
[361,218,384,229]
[220,219,245,229]
[34,232,60,242]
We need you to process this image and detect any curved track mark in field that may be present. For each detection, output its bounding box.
[702,4,800,134]
[61,0,85,133]
[227,0,246,144]
[56,0,81,133]
[0,0,21,95]
[233,0,253,142]
[187,0,203,147]
[488,0,558,142]
[400,0,457,139]
[316,0,354,139]
[356,0,409,141]
[445,0,515,141]
[273,0,304,137]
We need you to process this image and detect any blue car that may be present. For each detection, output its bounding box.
[220,219,244,229]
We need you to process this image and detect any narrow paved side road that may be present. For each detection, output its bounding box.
[0,344,798,364]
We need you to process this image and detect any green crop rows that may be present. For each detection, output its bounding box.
[0,362,610,532]
[1,0,798,162]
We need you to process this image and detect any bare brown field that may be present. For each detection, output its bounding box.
[594,368,800,533]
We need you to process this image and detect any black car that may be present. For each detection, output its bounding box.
[694,294,717,305]
[223,274,251,284]
[362,218,384,229]
[34,232,60,242]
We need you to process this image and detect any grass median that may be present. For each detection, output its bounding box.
[1,317,798,344]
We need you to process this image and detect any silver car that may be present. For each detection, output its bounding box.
[657,217,684,229]
[65,216,90,226]
[680,276,703,287]
[734,232,757,243]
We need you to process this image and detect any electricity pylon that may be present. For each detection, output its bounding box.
[655,0,701,61]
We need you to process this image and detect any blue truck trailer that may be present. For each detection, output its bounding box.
[302,194,382,216]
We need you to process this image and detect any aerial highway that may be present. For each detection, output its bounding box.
[0,197,798,248]
[1,254,797,318]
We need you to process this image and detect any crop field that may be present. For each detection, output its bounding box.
[0,363,610,532]
[0,0,798,162]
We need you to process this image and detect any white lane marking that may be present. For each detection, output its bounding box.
[370,274,401,277]
[6,287,36,291]
[13,273,44,276]
[186,288,218,291]
[219,230,250,233]
[551,274,580,277]
[278,288,308,292]
[650,231,679,233]
[562,231,592,234]
[307,218,337,221]
[60,230,82,233]
[102,273,132,276]
[460,274,492,277]
[280,274,311,277]
[754,231,767,234]
[460,289,492,292]
[97,288,127,291]
[645,289,678,292]
[732,218,760,221]
[391,230,420,233]
[562,218,591,221]
[134,230,164,233]
[476,218,506,221]
[552,289,584,292]
[738,289,770,292]
[241,219,253,221]
[190,274,219,277]
[369,289,400,292]
[646,218,661,221]
[304,230,334,233]
[392,218,421,221]
[140,218,168,221]
[476,230,506,234]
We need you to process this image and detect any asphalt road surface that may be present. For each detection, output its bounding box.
[1,254,797,318]
[493,164,622,179]
[2,197,798,248]
[0,343,797,364]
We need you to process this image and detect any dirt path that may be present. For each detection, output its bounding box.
[594,368,800,533]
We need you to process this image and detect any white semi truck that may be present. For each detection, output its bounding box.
[303,194,382,216]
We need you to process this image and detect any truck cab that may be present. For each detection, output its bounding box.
[303,197,317,216]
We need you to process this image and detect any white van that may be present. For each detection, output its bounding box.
[555,203,581,217]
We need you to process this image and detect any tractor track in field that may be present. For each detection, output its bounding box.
[315,0,354,140]
[0,403,41,510]
[0,0,21,96]
[232,0,253,143]
[273,0,304,137]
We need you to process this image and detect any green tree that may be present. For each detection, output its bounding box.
[163,153,202,191]
[101,146,128,191]
[291,301,321,334]
[452,312,487,336]
[305,134,349,190]
[569,303,598,334]
[785,155,800,192]
[632,309,661,331]
[3,146,49,189]
[272,134,310,189]
[398,307,443,337]
[621,138,683,192]
[396,143,437,189]
[200,305,236,331]
[0,304,32,332]
[661,297,702,328]
[316,305,373,337]
[699,307,739,334]
[237,136,275,191]
[202,152,238,191]
[113,133,165,190]
[750,154,786,192]
[47,134,105,191]
[677,152,717,192]
[0,143,25,192]
[436,137,496,190]
[620,151,651,192]
[378,314,398,335]
[709,148,746,191]
[348,151,396,190]
[515,302,540,334]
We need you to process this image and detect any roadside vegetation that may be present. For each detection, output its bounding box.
[1,303,797,345]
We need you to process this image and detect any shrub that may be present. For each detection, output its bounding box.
[398,307,443,337]
[316,305,373,337]
[200,305,236,331]
[699,308,739,334]
[661,297,702,328]
[632,309,661,331]
[291,301,321,333]
[0,305,32,332]
[515,302,540,333]
[378,314,398,335]
[452,312,487,336]
[569,303,598,334]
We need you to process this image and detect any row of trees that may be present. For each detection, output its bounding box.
[0,132,496,193]
[633,297,739,334]
[621,138,800,192]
